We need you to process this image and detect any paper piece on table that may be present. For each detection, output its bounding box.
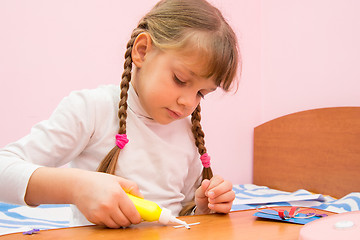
[254,211,322,225]
[173,222,200,229]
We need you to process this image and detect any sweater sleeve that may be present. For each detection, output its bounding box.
[0,88,98,205]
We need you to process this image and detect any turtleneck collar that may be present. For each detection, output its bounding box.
[127,83,154,122]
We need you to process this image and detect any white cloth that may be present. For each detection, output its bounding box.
[0,84,202,226]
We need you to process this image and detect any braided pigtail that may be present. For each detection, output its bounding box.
[191,104,213,180]
[97,23,147,174]
[179,104,213,216]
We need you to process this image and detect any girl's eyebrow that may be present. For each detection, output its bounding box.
[179,65,217,91]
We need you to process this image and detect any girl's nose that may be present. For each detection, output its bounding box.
[177,92,198,108]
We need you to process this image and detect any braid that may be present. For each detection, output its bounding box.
[191,104,213,180]
[97,22,147,174]
[179,104,213,216]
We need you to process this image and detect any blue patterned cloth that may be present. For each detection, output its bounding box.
[0,203,70,235]
[1,184,359,235]
[231,184,360,213]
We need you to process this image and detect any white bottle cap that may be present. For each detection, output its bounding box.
[158,208,189,227]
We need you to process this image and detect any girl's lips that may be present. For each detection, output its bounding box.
[166,108,182,119]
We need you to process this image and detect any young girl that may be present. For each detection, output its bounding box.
[0,0,239,228]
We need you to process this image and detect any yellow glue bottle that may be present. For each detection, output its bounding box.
[126,193,189,226]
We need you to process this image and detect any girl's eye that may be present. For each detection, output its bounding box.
[173,74,205,99]
[173,75,186,85]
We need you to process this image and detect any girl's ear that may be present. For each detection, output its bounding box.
[131,32,153,68]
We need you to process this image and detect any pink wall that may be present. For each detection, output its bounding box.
[0,0,159,144]
[1,0,359,185]
[260,0,360,122]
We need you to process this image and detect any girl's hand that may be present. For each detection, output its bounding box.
[72,171,142,228]
[194,175,235,215]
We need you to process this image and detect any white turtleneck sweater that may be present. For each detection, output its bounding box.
[0,84,202,226]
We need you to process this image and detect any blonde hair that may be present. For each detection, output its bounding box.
[97,0,240,215]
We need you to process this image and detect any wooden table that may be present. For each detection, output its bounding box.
[1,207,334,240]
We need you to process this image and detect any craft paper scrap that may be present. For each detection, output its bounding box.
[254,211,322,225]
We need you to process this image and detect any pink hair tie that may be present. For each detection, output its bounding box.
[200,153,211,168]
[115,134,129,149]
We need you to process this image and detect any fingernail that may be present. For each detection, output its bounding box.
[208,191,215,198]
[208,203,214,209]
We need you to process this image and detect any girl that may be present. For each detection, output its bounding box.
[0,0,239,228]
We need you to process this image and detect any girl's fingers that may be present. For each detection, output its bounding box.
[202,179,211,192]
[118,178,143,198]
[195,179,210,199]
[206,178,233,198]
[109,207,132,228]
[117,192,142,224]
[95,198,140,228]
[208,201,233,214]
[206,175,224,193]
[103,217,123,229]
[208,190,236,204]
[195,175,235,215]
